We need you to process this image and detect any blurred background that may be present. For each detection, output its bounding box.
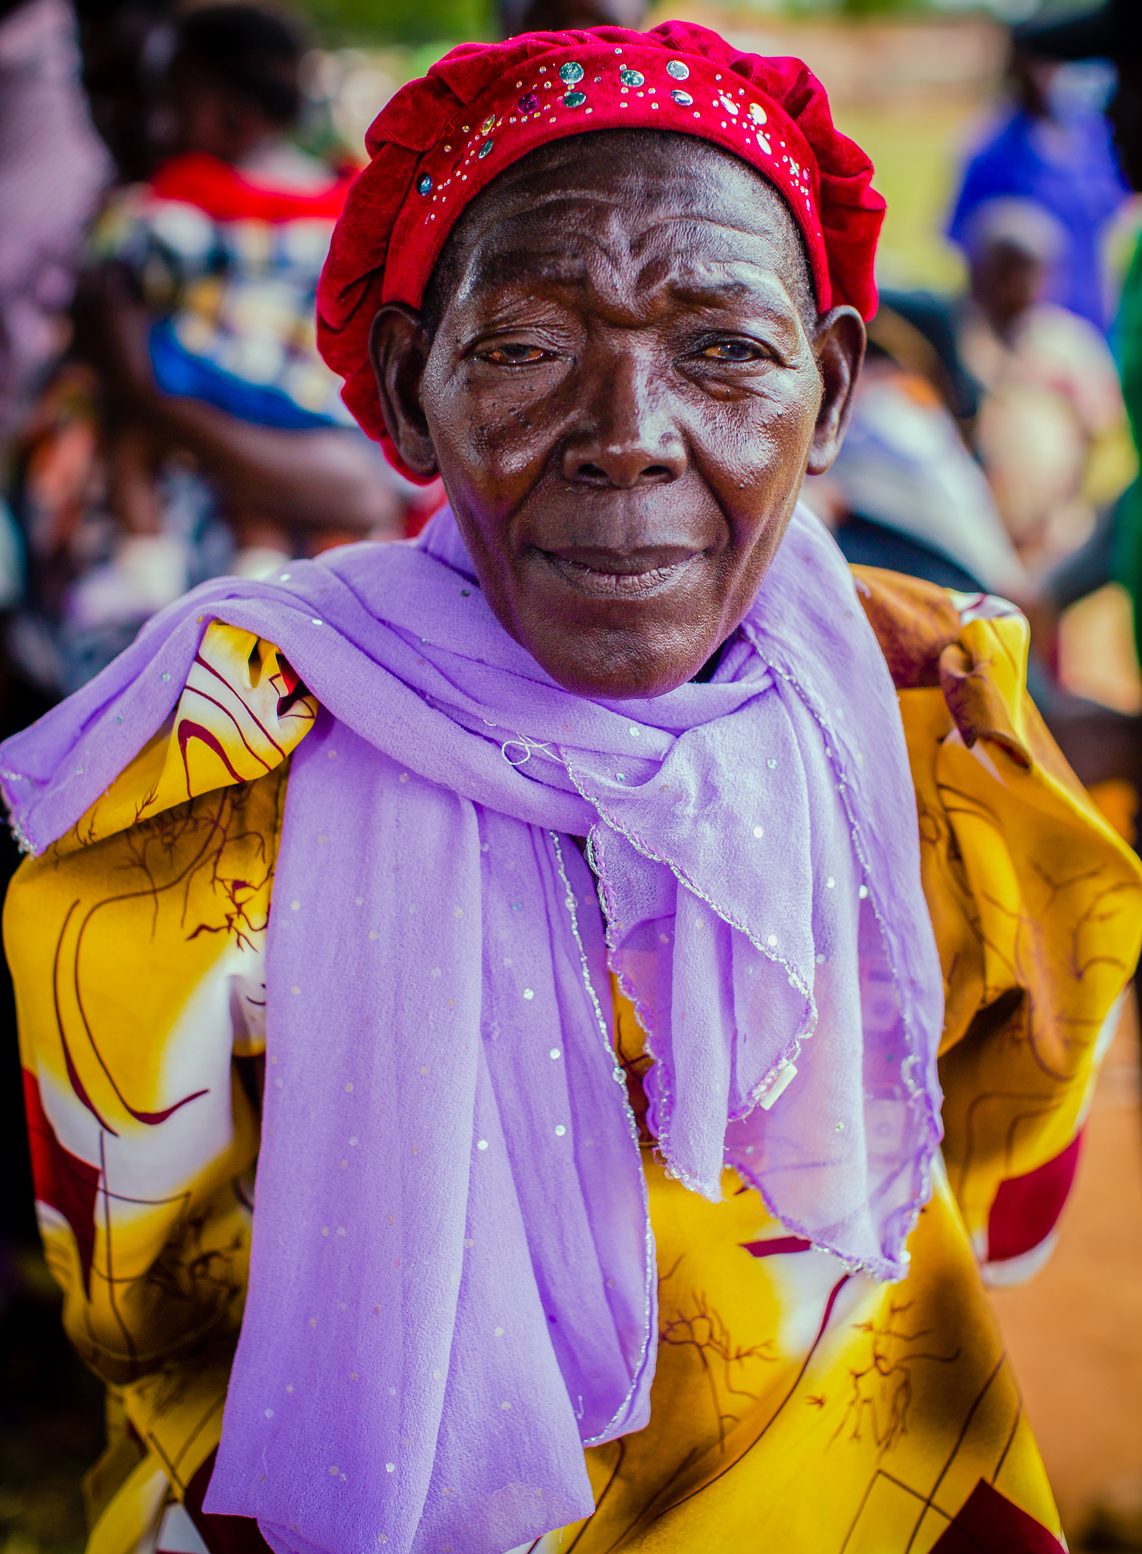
[2,0,1142,1549]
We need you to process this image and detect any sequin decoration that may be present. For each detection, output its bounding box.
[564,90,586,108]
[670,89,693,107]
[666,59,689,79]
[559,61,584,84]
[619,67,644,87]
[481,113,496,134]
[478,139,494,159]
[417,173,433,196]
[517,91,539,114]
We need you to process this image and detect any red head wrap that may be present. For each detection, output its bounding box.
[317,20,884,474]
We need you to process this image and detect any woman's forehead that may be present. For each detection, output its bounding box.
[439,131,806,300]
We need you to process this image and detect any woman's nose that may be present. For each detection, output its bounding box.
[560,350,687,488]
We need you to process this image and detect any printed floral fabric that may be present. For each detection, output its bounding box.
[7,569,1139,1554]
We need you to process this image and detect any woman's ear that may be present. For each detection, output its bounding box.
[805,305,865,478]
[368,304,439,479]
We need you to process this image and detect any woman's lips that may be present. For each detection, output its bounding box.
[538,547,700,600]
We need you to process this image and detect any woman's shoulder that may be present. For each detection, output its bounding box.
[55,619,318,855]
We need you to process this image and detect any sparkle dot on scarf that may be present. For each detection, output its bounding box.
[369,931,378,941]
[454,907,463,918]
[433,1369,441,1378]
[286,1384,294,1393]
[388,1384,396,1393]
[825,877,835,889]
[345,1082,354,1092]
[659,932,669,943]
[420,1065,428,1075]
[349,1136,358,1145]
[161,672,170,683]
[858,885,869,899]
[291,900,300,911]
[615,773,626,782]
[494,1326,504,1336]
[322,1227,329,1236]
[312,619,323,626]
[550,1048,561,1059]
[478,1139,489,1150]
[265,1409,274,1418]
[461,589,470,596]
[385,1463,395,1473]
[767,935,777,946]
[501,1401,512,1410]
[116,715,123,723]
[480,842,490,852]
[327,749,337,760]
[629,726,640,737]
[753,826,764,838]
[309,1318,317,1327]
[355,896,363,905]
[744,1144,754,1154]
[341,1159,348,1168]
[523,988,534,1000]
[511,901,522,911]
[767,758,777,769]
[399,772,409,782]
[816,954,825,964]
[350,1372,358,1380]
[290,985,300,995]
[835,1122,845,1132]
[555,1125,566,1136]
[280,573,290,581]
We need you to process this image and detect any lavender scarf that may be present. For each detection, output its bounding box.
[2,505,943,1554]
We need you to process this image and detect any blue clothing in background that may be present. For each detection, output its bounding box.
[149,319,338,432]
[947,104,1127,331]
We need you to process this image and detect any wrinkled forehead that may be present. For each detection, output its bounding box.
[429,130,810,309]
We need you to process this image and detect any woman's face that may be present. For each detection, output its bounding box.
[372,132,864,699]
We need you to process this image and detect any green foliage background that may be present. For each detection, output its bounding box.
[298,0,957,49]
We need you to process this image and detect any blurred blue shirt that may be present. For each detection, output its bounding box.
[948,103,1128,331]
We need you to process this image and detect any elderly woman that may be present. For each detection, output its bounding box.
[3,23,1139,1554]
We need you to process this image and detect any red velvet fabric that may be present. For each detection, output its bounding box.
[316,21,884,472]
[150,152,355,223]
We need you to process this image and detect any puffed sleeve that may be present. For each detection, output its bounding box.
[5,624,317,1552]
[855,567,1142,1284]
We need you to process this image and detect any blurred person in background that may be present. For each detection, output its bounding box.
[1002,0,1142,811]
[0,0,109,453]
[801,290,1027,600]
[959,195,1133,573]
[8,1,418,696]
[947,22,1127,334]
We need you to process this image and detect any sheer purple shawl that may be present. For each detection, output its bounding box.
[1,505,943,1554]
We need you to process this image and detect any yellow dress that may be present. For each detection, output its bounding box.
[7,571,1140,1554]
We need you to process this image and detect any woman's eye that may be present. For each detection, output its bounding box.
[698,340,765,362]
[480,343,548,365]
